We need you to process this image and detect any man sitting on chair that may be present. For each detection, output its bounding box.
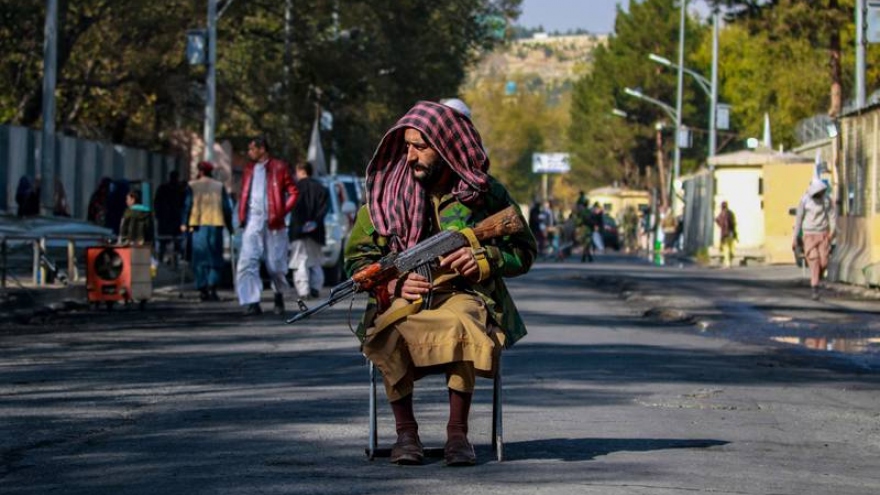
[343,100,536,466]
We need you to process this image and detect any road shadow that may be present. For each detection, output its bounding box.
[501,437,728,462]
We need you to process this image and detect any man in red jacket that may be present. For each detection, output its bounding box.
[236,136,299,315]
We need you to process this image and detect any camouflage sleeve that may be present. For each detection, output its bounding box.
[343,205,385,277]
[484,180,537,278]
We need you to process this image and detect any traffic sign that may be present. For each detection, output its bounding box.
[532,153,571,174]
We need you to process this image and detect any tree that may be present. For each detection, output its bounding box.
[568,0,708,194]
[0,0,513,168]
[463,73,569,204]
[717,0,854,118]
[706,0,880,148]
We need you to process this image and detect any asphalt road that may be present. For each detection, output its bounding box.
[2,254,879,494]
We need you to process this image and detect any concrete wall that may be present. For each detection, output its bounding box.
[829,108,880,286]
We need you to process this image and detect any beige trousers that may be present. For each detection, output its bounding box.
[363,291,504,402]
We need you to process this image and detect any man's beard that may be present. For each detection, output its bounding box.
[412,162,440,184]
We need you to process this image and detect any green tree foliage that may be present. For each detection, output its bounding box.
[0,0,516,169]
[463,74,570,204]
[567,0,880,192]
[568,0,708,192]
[692,22,828,148]
[705,0,880,146]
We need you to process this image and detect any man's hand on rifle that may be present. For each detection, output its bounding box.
[440,246,480,282]
[387,272,432,301]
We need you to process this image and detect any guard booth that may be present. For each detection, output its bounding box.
[706,149,813,264]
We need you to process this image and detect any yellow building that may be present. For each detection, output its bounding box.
[707,149,813,263]
[587,186,650,220]
[763,162,818,263]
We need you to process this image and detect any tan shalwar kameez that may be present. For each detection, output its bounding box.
[363,274,505,402]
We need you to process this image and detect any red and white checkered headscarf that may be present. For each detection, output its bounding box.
[365,101,490,251]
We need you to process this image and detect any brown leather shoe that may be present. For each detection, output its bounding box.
[444,436,476,466]
[390,431,424,465]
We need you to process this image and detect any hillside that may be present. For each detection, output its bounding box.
[467,33,607,88]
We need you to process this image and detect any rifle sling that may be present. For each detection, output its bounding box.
[367,272,459,338]
[459,227,491,283]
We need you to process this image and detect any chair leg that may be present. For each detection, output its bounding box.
[492,359,504,462]
[367,359,378,460]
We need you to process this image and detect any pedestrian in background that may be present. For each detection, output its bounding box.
[105,179,130,235]
[715,201,737,269]
[574,191,588,216]
[528,201,546,255]
[52,178,71,217]
[182,161,233,302]
[661,207,679,254]
[288,160,329,300]
[87,177,112,226]
[154,170,185,265]
[793,179,836,300]
[590,202,605,253]
[119,190,154,246]
[236,136,299,316]
[622,206,639,253]
[15,175,40,217]
[577,204,595,262]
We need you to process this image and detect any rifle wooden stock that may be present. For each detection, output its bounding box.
[471,205,524,241]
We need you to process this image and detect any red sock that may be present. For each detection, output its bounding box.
[447,389,472,440]
[391,394,417,436]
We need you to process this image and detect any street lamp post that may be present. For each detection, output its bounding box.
[673,0,686,215]
[624,88,678,122]
[709,6,719,158]
[204,0,217,162]
[648,3,721,249]
[648,52,716,158]
[623,87,679,209]
[40,0,59,212]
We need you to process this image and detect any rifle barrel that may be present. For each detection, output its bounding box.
[284,281,357,324]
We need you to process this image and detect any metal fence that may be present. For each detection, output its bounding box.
[680,170,714,255]
[1,125,182,219]
[795,114,835,146]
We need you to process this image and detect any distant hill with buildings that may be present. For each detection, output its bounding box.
[467,33,607,90]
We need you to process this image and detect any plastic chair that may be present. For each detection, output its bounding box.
[365,357,504,462]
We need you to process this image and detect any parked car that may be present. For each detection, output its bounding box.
[317,176,358,285]
[334,174,367,206]
[602,214,621,251]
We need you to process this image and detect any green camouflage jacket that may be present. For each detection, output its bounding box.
[343,177,537,346]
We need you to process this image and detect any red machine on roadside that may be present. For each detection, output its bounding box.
[86,245,152,309]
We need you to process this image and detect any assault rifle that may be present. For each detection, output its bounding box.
[285,205,524,324]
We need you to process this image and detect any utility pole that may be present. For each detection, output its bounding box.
[204,0,217,162]
[656,122,668,208]
[672,0,686,214]
[40,0,58,212]
[709,6,719,158]
[707,4,720,248]
[856,0,866,108]
[282,0,293,159]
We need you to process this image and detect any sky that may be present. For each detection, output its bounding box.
[517,0,711,35]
